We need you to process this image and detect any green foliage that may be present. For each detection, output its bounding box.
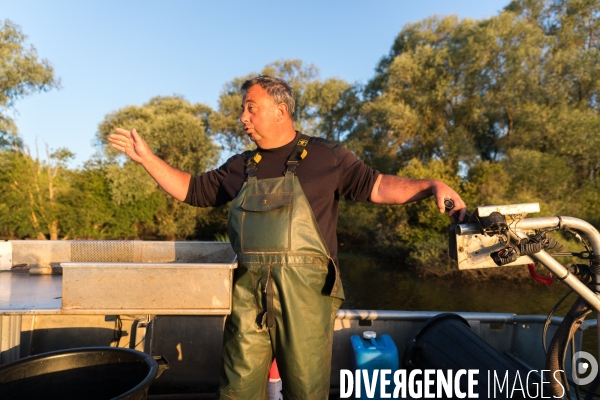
[336,0,600,276]
[0,150,32,238]
[96,96,220,240]
[0,21,62,239]
[0,20,59,148]
[58,160,118,239]
[209,74,252,153]
[0,147,71,239]
[379,159,474,273]
[3,2,600,281]
[351,0,600,177]
[214,232,230,242]
[98,96,217,174]
[337,199,381,251]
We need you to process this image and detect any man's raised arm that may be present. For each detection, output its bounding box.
[109,128,191,202]
[369,174,467,222]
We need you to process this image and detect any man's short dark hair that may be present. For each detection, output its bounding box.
[241,76,295,119]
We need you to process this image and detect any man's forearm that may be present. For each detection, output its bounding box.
[369,175,438,205]
[141,152,192,202]
[369,173,467,221]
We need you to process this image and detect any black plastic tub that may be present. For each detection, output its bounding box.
[0,347,169,400]
[403,313,538,400]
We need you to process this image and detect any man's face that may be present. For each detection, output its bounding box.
[239,85,282,148]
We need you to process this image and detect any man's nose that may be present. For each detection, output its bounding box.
[239,110,248,124]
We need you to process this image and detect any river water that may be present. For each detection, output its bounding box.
[338,256,577,316]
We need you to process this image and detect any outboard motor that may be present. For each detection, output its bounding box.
[448,202,600,399]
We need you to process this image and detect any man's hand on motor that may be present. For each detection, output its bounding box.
[109,128,151,164]
[431,181,467,223]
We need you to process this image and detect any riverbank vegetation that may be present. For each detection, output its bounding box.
[1,0,599,278]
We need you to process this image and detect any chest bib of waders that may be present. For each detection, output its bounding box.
[218,136,343,400]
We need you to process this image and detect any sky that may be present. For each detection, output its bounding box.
[1,1,510,168]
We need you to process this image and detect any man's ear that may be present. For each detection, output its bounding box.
[276,103,289,122]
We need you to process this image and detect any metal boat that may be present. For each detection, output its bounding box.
[0,203,598,399]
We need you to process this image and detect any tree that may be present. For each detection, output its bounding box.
[0,145,73,239]
[96,96,219,240]
[303,78,361,142]
[335,0,600,276]
[0,20,65,239]
[348,10,552,173]
[352,16,468,173]
[0,20,59,148]
[505,0,600,181]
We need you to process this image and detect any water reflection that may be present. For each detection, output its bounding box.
[339,256,576,316]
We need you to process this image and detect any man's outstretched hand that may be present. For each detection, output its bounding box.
[108,128,151,164]
[107,127,191,201]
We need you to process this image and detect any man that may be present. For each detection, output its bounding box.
[109,76,466,400]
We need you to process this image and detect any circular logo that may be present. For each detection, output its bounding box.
[572,351,598,385]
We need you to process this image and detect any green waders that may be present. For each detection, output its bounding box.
[218,137,344,400]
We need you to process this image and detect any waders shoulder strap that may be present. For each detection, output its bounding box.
[245,151,262,179]
[285,134,310,174]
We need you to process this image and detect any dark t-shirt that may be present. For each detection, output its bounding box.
[184,132,380,262]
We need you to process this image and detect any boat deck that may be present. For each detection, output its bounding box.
[0,272,61,313]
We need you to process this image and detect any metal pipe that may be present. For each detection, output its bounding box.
[509,223,600,312]
[455,223,481,235]
[335,309,519,322]
[513,216,600,362]
[530,250,600,312]
[513,216,600,255]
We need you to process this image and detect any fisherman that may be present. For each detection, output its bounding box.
[109,75,466,400]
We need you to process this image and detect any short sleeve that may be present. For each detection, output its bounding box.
[184,154,246,207]
[337,147,380,202]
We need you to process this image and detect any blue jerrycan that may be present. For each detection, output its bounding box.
[350,331,399,399]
